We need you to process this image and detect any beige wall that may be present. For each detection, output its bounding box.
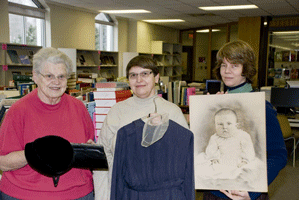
[238,17,262,87]
[137,21,179,53]
[0,0,9,43]
[117,18,180,75]
[47,3,97,49]
[211,28,227,51]
[181,31,193,46]
[195,33,209,81]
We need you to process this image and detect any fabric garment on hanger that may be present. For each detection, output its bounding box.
[110,118,195,200]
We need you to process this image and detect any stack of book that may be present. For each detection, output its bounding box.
[77,73,98,83]
[93,82,131,141]
[67,73,76,90]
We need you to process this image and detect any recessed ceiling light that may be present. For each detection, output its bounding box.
[143,19,185,23]
[196,29,220,33]
[199,5,258,10]
[100,9,151,14]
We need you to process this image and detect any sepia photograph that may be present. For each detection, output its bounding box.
[190,92,267,192]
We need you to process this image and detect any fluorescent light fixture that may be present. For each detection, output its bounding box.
[273,31,299,35]
[269,44,292,51]
[283,38,299,41]
[101,9,150,14]
[196,29,220,33]
[199,5,258,10]
[143,19,185,23]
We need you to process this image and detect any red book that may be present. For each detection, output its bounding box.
[95,82,129,88]
[186,87,196,106]
[93,90,132,99]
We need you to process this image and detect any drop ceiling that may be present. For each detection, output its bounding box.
[45,0,299,30]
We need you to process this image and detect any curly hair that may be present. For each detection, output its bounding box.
[33,47,73,77]
[213,40,257,83]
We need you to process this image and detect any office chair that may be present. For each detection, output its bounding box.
[276,114,296,167]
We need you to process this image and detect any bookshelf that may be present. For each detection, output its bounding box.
[267,50,299,86]
[0,43,42,86]
[59,48,119,81]
[123,41,183,81]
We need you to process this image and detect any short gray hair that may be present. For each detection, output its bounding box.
[33,47,73,76]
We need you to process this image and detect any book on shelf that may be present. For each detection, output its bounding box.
[100,55,115,65]
[0,106,8,126]
[96,87,129,91]
[95,82,129,88]
[93,89,132,99]
[67,78,77,89]
[28,50,34,63]
[78,55,86,65]
[95,107,111,114]
[7,50,20,64]
[95,97,131,106]
[180,86,188,106]
[95,99,117,107]
[17,82,36,95]
[167,82,173,103]
[19,55,31,64]
[94,114,107,122]
[282,51,290,61]
[13,74,32,82]
[95,122,103,129]
[186,87,196,106]
[78,73,98,79]
[177,81,187,105]
[77,78,96,83]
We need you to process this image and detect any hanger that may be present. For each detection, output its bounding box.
[148,96,158,118]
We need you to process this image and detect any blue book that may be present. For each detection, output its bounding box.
[19,55,31,64]
[7,50,20,64]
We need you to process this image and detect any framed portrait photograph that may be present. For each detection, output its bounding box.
[190,92,267,192]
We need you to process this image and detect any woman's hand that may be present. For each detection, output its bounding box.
[220,190,251,200]
[207,91,228,95]
[86,139,96,145]
[216,91,228,95]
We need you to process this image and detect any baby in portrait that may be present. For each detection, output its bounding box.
[206,108,255,169]
[194,107,264,190]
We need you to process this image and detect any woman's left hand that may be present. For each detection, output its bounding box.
[86,139,96,145]
[220,190,251,200]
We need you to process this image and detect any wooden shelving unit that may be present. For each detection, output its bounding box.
[0,43,42,86]
[58,48,119,81]
[123,41,183,81]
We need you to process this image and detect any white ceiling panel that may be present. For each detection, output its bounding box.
[211,0,252,5]
[235,9,270,16]
[287,0,299,9]
[46,0,299,29]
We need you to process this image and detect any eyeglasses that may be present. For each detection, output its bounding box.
[39,73,68,82]
[129,71,153,79]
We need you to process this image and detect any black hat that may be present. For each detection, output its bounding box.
[25,135,74,187]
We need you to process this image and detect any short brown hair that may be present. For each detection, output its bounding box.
[213,40,257,83]
[126,55,159,78]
